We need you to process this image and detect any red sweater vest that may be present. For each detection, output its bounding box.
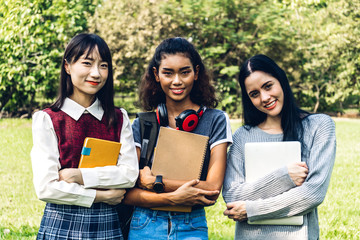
[43,108,123,169]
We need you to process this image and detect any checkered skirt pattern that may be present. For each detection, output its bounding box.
[37,203,123,240]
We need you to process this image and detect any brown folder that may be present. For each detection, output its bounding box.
[151,127,209,212]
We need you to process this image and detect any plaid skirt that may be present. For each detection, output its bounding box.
[37,203,123,240]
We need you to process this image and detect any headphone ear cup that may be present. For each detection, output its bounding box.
[175,109,199,132]
[156,103,168,126]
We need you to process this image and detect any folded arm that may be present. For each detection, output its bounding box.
[31,110,139,207]
[124,143,228,207]
[223,116,336,221]
[222,138,301,204]
[31,111,95,207]
[138,143,228,197]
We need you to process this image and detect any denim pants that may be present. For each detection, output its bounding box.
[128,207,208,240]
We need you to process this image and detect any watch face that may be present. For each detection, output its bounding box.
[153,182,164,193]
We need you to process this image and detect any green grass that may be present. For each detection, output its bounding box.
[317,118,360,239]
[0,119,44,239]
[0,118,359,239]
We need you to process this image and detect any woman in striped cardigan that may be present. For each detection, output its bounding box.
[222,54,336,240]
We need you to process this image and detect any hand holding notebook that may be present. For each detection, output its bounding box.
[150,127,209,212]
[245,141,304,225]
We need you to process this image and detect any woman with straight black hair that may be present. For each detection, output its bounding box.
[31,33,138,239]
[222,54,336,239]
[239,54,309,143]
[51,33,117,127]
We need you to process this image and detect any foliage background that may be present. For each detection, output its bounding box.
[0,0,359,117]
[1,1,359,239]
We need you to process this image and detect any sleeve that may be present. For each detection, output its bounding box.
[81,108,139,189]
[222,129,297,204]
[245,116,336,221]
[30,111,96,207]
[209,111,233,149]
[131,117,142,148]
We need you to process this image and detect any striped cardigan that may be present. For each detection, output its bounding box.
[222,114,336,240]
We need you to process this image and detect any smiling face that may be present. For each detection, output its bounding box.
[245,71,284,120]
[153,53,199,105]
[65,46,108,105]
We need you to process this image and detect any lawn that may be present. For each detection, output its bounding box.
[0,117,359,239]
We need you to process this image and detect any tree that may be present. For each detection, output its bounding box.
[4,0,357,116]
[0,0,98,115]
[89,0,174,98]
[90,0,295,116]
[281,0,360,112]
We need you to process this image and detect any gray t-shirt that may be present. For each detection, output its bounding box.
[132,108,233,180]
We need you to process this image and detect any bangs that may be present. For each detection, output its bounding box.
[66,36,111,64]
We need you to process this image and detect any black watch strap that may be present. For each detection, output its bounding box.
[153,175,165,193]
[155,175,163,183]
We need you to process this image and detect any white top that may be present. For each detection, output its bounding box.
[31,98,139,208]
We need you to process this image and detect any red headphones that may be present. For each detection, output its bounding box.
[156,103,204,132]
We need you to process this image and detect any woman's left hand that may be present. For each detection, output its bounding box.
[137,166,155,190]
[59,168,84,185]
[223,201,248,222]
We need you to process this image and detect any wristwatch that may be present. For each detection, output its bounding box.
[153,175,165,193]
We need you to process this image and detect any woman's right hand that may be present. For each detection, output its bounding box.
[168,179,219,206]
[137,166,156,190]
[287,162,309,186]
[94,189,126,205]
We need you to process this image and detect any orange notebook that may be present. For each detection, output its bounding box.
[151,127,209,212]
[78,137,122,168]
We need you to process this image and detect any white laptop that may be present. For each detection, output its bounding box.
[245,141,304,225]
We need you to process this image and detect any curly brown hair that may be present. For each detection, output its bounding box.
[138,37,218,111]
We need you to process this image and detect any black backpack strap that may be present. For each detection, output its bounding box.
[116,112,158,238]
[137,112,159,169]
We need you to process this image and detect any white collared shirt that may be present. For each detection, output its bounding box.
[30,98,139,207]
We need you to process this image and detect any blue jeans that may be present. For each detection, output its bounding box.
[128,207,208,240]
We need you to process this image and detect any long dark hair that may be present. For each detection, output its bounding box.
[138,37,218,111]
[51,33,117,127]
[238,54,309,142]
